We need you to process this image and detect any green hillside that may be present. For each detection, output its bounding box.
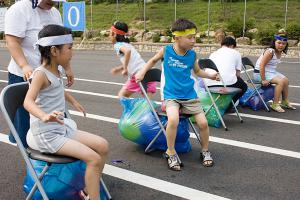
[82,0,300,33]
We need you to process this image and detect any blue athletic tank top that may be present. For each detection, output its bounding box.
[161,45,198,100]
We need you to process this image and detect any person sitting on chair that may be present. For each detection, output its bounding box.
[253,29,296,112]
[204,36,248,112]
[24,25,109,200]
[136,19,219,171]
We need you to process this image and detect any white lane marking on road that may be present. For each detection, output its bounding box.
[69,110,300,159]
[0,133,16,146]
[228,112,300,125]
[1,71,299,88]
[1,79,299,124]
[0,132,229,200]
[103,164,231,200]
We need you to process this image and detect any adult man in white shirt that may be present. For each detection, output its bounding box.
[4,0,73,145]
[205,36,248,111]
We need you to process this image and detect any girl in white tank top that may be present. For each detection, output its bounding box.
[24,24,109,200]
[253,30,296,112]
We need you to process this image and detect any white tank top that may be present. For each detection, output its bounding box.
[255,48,281,72]
[30,66,65,130]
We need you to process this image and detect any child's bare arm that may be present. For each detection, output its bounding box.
[135,48,164,82]
[65,91,86,116]
[193,59,219,80]
[120,46,131,75]
[110,65,123,75]
[24,71,64,124]
[259,51,273,86]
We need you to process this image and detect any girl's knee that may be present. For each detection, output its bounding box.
[99,138,109,156]
[86,153,102,168]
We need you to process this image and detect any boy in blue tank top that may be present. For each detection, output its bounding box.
[136,19,219,171]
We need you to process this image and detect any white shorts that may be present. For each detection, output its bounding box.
[28,118,77,153]
[253,71,286,82]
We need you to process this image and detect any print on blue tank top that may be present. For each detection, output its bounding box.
[161,45,197,100]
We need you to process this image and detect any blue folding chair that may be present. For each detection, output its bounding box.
[138,68,202,157]
[241,57,270,111]
[0,82,112,200]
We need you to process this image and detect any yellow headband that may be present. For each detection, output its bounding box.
[172,28,196,36]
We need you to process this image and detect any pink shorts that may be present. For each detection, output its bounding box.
[123,76,156,93]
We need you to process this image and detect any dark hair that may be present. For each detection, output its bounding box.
[113,21,130,43]
[221,36,237,48]
[38,24,72,65]
[269,29,288,54]
[171,19,197,33]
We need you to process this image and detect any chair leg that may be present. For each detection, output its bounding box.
[138,82,167,137]
[26,163,51,200]
[254,87,270,112]
[101,178,112,200]
[145,128,164,153]
[232,100,243,123]
[188,119,201,144]
[205,91,228,131]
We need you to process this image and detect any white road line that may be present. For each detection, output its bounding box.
[104,164,230,200]
[290,85,300,88]
[66,90,300,126]
[66,89,119,99]
[228,113,300,125]
[0,70,299,88]
[69,110,300,159]
[1,79,299,125]
[0,133,16,146]
[0,133,229,200]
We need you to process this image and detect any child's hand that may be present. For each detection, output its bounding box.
[110,66,123,75]
[135,70,145,83]
[262,80,270,86]
[42,111,64,125]
[72,101,86,117]
[65,68,74,87]
[22,64,33,81]
[210,72,220,81]
[121,68,128,76]
[215,73,220,81]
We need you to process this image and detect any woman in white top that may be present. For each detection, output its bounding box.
[4,0,74,145]
[254,30,296,112]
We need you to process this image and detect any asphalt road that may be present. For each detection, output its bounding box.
[0,48,299,200]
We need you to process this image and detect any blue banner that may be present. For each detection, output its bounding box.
[63,2,85,31]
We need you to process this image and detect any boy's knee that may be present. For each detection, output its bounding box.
[195,115,208,130]
[199,120,208,130]
[167,116,179,127]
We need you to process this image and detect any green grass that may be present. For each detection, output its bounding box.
[75,0,300,32]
